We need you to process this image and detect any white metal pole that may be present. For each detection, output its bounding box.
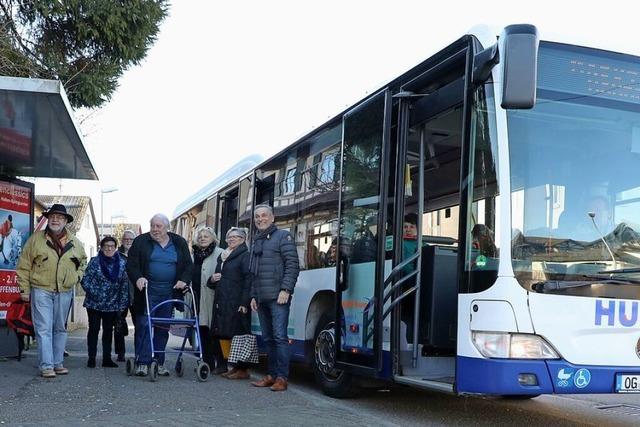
[100,191,104,239]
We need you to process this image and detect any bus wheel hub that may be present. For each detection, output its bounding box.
[315,328,337,375]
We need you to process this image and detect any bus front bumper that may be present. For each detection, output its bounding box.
[456,356,640,395]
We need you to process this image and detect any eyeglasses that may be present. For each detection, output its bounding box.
[103,245,117,250]
[122,238,134,241]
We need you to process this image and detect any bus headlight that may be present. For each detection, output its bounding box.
[471,332,560,359]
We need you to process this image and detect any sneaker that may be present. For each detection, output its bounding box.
[54,366,69,375]
[135,364,148,376]
[157,365,170,376]
[87,358,96,368]
[116,354,126,362]
[41,369,56,378]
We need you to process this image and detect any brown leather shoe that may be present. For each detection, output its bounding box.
[221,368,237,378]
[227,369,249,380]
[270,377,288,391]
[251,375,275,387]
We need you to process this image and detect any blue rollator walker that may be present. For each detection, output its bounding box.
[125,285,210,382]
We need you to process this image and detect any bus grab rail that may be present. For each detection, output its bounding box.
[383,270,419,305]
[383,252,420,287]
[382,285,418,321]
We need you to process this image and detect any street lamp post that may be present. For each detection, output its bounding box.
[100,187,118,238]
[110,213,126,240]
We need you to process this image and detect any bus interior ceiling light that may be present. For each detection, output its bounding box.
[471,332,559,359]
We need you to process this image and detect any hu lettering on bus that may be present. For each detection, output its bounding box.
[595,299,639,327]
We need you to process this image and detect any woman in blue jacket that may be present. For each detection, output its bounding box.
[81,236,130,368]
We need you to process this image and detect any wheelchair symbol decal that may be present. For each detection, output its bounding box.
[574,368,591,389]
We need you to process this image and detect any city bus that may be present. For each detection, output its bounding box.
[172,24,640,398]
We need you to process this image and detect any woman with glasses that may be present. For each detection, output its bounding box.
[210,227,252,379]
[191,227,224,372]
[81,236,130,368]
[113,229,136,361]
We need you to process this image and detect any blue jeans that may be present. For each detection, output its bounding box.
[31,288,73,371]
[257,299,291,379]
[135,298,173,365]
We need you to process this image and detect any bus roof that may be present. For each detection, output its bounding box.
[172,154,263,219]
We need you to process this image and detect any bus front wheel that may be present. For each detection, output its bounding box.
[313,314,354,398]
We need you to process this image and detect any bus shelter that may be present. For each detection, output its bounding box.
[0,76,97,357]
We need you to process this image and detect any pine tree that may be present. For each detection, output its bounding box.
[0,0,168,108]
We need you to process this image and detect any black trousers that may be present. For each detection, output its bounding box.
[86,308,117,360]
[200,325,226,367]
[207,336,227,368]
[113,308,128,357]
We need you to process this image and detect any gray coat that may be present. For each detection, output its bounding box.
[249,225,299,302]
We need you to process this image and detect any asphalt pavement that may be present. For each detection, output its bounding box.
[1,329,639,426]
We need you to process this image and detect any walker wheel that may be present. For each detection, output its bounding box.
[196,362,210,382]
[126,358,135,376]
[149,361,158,382]
[175,359,184,377]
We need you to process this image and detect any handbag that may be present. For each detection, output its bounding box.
[228,334,258,364]
[6,300,34,337]
[115,314,129,337]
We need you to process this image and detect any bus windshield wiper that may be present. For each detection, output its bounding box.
[533,277,640,292]
[596,267,640,275]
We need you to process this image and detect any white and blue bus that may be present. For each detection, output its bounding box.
[172,24,640,398]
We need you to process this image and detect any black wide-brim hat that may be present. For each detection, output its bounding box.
[43,203,74,223]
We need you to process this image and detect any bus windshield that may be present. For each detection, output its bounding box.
[509,42,640,298]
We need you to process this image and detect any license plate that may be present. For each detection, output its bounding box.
[616,374,640,393]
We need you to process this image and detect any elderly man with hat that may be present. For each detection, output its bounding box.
[16,203,87,378]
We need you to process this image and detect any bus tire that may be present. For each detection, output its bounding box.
[313,313,355,398]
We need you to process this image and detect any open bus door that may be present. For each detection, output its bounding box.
[334,89,392,374]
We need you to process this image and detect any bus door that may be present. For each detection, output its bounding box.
[387,44,471,389]
[334,89,392,372]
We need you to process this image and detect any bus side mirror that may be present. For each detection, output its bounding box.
[500,24,539,109]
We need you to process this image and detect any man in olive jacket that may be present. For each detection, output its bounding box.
[249,204,299,392]
[17,204,87,378]
[126,213,192,377]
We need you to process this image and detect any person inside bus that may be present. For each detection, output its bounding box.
[557,194,615,242]
[401,213,419,343]
[470,224,497,259]
[351,224,377,263]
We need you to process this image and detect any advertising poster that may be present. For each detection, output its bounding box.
[0,178,33,320]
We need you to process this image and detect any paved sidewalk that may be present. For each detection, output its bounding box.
[0,329,394,427]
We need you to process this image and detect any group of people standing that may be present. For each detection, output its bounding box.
[16,203,300,392]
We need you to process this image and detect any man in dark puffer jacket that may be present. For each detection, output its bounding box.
[249,204,299,392]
